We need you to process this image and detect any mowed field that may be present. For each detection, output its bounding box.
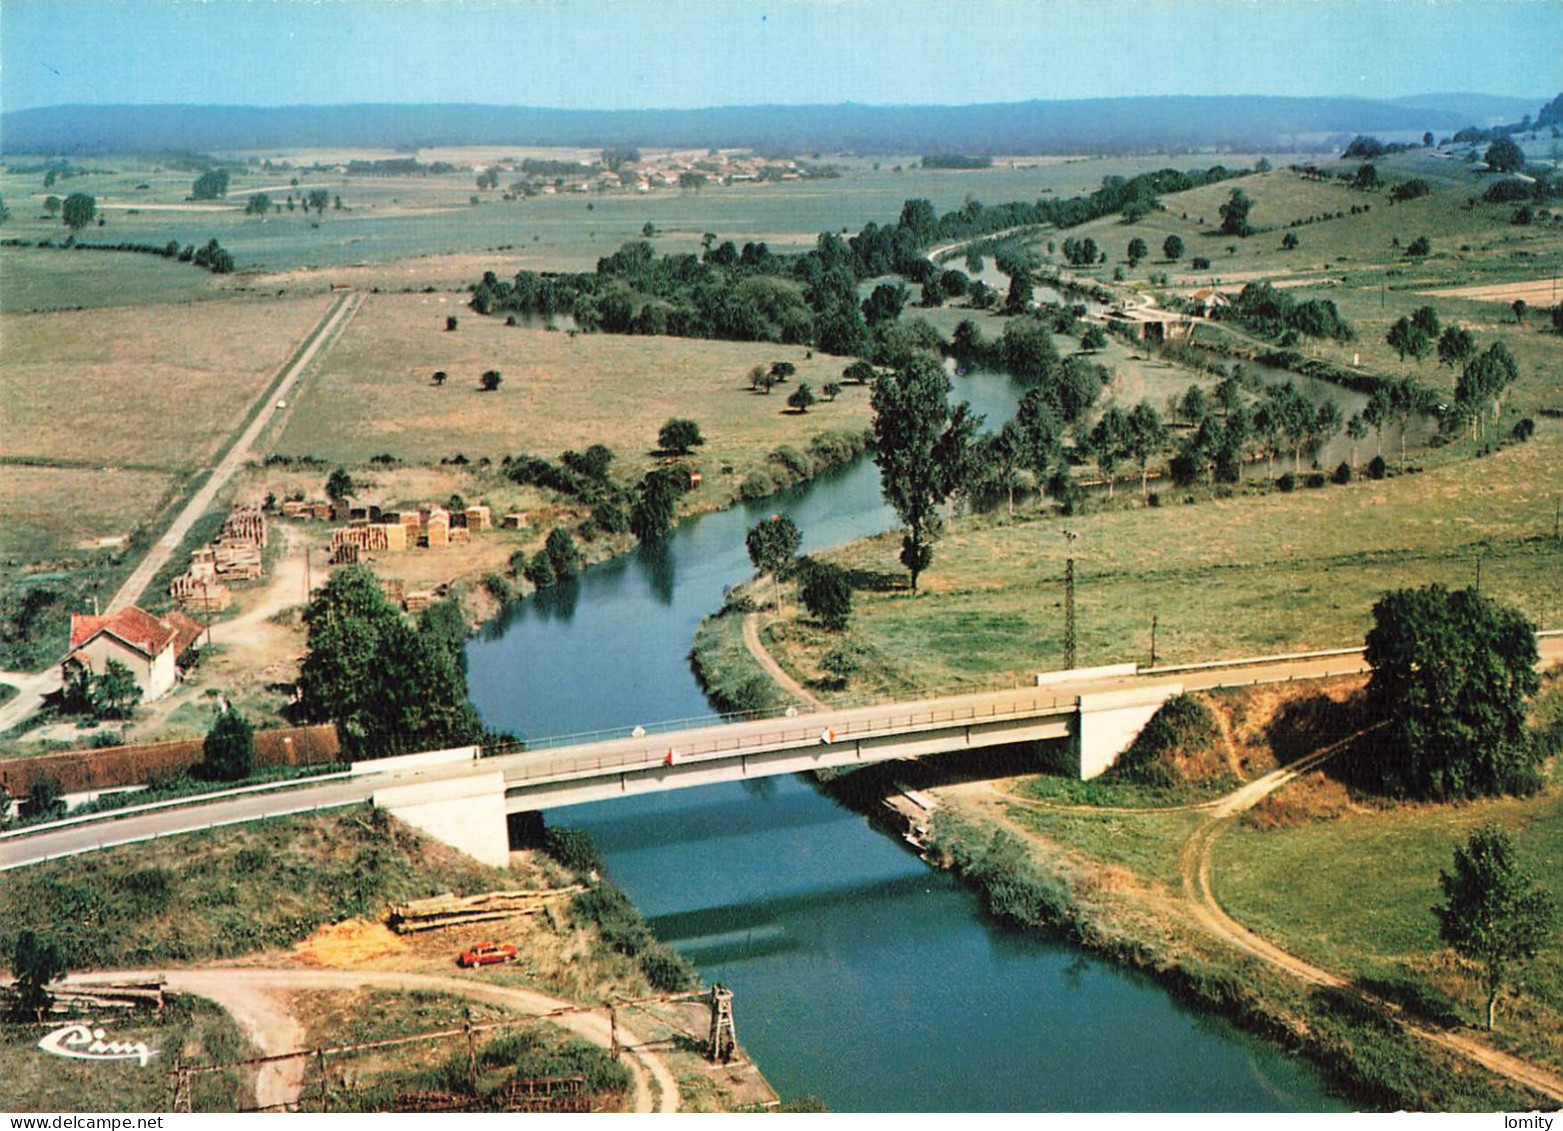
[0,465,180,563]
[0,294,333,467]
[804,427,1563,692]
[271,292,874,479]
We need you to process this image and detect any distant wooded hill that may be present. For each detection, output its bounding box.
[0,95,1539,156]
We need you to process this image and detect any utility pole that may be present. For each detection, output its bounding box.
[1063,530,1079,670]
[1150,614,1158,668]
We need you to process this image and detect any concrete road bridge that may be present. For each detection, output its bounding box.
[5,638,1558,871]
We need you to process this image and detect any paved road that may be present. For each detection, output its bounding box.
[5,637,1558,872]
[0,293,362,736]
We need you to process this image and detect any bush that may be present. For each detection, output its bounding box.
[1366,455,1387,480]
[739,470,777,500]
[571,884,652,955]
[768,445,813,479]
[482,572,515,604]
[1305,472,1327,489]
[1510,418,1535,442]
[1332,461,1353,485]
[1109,693,1224,789]
[640,944,699,992]
[543,826,604,877]
[202,709,255,782]
[1277,473,1296,492]
[800,561,852,631]
[523,549,557,589]
[544,527,581,580]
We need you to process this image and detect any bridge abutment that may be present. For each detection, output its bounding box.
[372,771,510,867]
[1074,683,1183,779]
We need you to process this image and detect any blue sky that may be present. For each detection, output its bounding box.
[2,0,1559,113]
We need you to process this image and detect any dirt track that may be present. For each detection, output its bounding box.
[1176,731,1563,1105]
[1423,277,1563,305]
[67,966,679,1113]
[742,612,821,708]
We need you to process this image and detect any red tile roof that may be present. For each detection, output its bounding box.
[69,606,181,658]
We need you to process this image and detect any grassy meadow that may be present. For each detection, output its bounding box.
[2,150,1294,289]
[1048,151,1563,415]
[1215,762,1563,1072]
[0,295,333,468]
[272,291,874,483]
[746,425,1562,698]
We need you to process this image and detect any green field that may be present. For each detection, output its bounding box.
[1215,772,1563,1071]
[1047,151,1563,415]
[1,150,1295,287]
[752,426,1562,698]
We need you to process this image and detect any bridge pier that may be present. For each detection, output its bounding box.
[372,771,511,867]
[1074,683,1183,779]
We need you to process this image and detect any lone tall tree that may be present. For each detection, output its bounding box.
[1363,585,1541,799]
[657,418,704,455]
[871,354,964,590]
[745,513,801,615]
[1435,824,1556,1030]
[1219,188,1253,237]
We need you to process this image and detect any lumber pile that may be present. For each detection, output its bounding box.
[170,572,232,612]
[388,887,584,934]
[46,979,166,1013]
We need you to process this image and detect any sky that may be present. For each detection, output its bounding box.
[2,0,1559,114]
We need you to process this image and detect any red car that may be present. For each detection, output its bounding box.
[457,942,517,968]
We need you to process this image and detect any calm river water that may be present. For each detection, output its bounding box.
[464,369,1347,1111]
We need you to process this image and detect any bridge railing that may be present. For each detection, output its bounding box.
[488,673,1067,757]
[498,692,1073,784]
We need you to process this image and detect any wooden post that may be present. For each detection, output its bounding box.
[463,1013,481,1093]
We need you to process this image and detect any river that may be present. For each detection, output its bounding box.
[464,369,1347,1112]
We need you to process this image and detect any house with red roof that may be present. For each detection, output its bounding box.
[64,606,204,703]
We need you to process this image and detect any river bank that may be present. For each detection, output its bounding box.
[912,787,1552,1111]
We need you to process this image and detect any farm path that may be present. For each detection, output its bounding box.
[0,295,364,736]
[67,966,677,1113]
[741,612,822,709]
[1177,730,1563,1105]
[941,724,1563,1105]
[108,292,363,616]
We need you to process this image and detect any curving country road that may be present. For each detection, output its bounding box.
[66,966,679,1113]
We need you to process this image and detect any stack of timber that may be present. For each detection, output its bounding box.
[388,887,584,934]
[169,572,232,612]
[44,979,166,1013]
